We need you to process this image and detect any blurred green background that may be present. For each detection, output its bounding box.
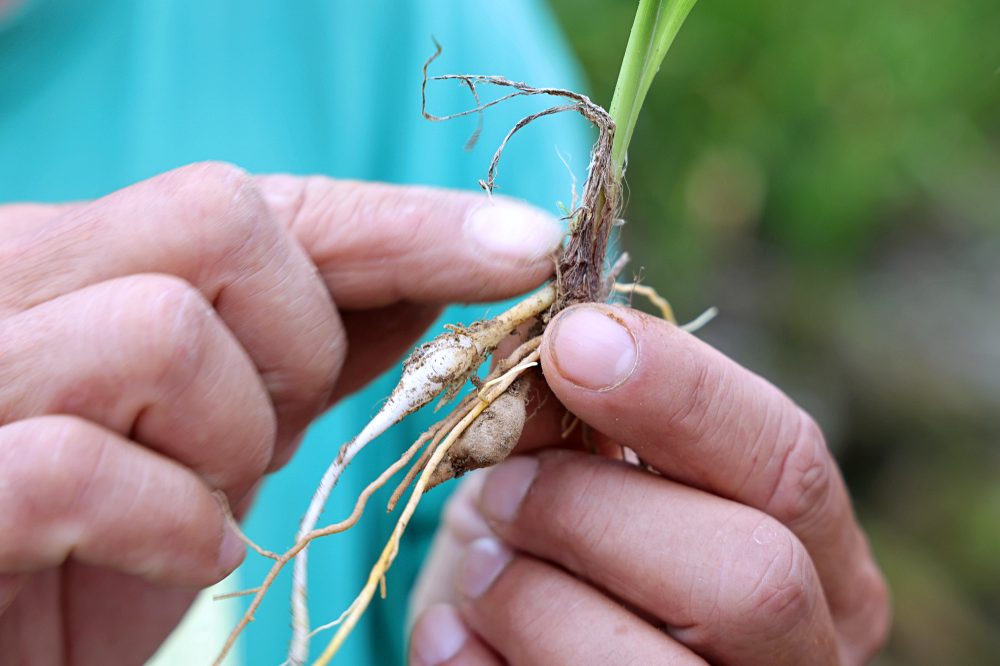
[548,1,1000,663]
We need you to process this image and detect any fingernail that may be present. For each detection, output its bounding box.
[410,604,468,666]
[218,527,246,573]
[480,456,538,523]
[548,306,638,390]
[465,201,563,261]
[459,537,513,599]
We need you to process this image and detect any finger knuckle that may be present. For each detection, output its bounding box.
[282,316,344,401]
[46,417,111,512]
[373,186,436,249]
[167,161,276,267]
[278,175,326,238]
[668,352,732,444]
[341,183,431,262]
[170,161,256,217]
[214,418,275,491]
[721,516,817,638]
[764,410,834,530]
[173,161,255,203]
[576,477,628,557]
[125,275,213,392]
[239,410,278,479]
[502,562,571,641]
[543,453,629,571]
[8,416,103,505]
[0,416,105,565]
[442,486,471,530]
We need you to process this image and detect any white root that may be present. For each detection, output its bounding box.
[287,285,555,664]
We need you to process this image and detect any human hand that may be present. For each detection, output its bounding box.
[0,162,563,665]
[410,304,890,665]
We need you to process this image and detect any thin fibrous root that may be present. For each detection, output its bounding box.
[286,428,438,666]
[324,283,553,509]
[422,41,619,309]
[494,336,543,371]
[560,411,580,439]
[613,282,720,333]
[426,340,543,488]
[212,424,432,666]
[478,361,537,396]
[297,284,554,549]
[605,252,631,291]
[213,587,261,602]
[223,31,700,665]
[422,40,612,195]
[680,306,719,333]
[214,491,279,561]
[613,281,677,324]
[306,598,360,641]
[311,348,542,666]
[385,410,464,514]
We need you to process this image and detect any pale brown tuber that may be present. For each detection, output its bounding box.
[427,377,529,488]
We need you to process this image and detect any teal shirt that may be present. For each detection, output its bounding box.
[1,1,587,663]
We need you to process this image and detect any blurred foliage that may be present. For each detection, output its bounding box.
[549,0,1000,663]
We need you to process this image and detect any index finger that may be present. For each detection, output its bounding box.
[258,174,564,309]
[1,168,563,314]
[537,304,889,660]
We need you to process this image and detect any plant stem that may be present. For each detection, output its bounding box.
[608,0,699,178]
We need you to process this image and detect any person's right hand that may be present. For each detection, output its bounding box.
[0,162,563,665]
[408,305,890,665]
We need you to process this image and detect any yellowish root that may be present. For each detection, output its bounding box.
[613,282,677,324]
[210,427,434,666]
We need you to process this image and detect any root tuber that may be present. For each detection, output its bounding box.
[427,377,529,489]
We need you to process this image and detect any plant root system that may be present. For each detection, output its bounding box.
[211,34,708,665]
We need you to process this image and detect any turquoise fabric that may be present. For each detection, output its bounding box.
[1,1,588,663]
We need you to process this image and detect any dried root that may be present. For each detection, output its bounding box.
[421,40,621,312]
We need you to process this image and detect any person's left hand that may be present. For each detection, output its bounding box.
[409,303,890,665]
